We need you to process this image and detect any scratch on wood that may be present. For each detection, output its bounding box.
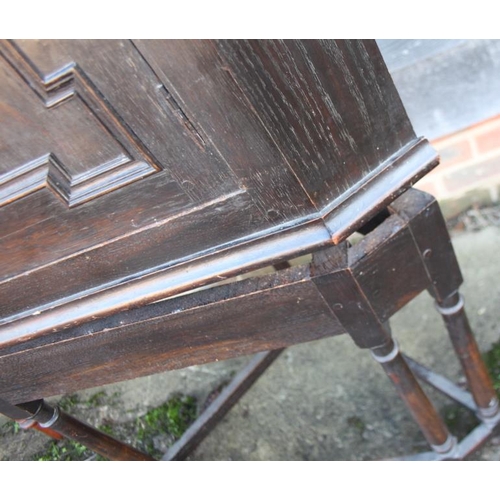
[158,84,206,150]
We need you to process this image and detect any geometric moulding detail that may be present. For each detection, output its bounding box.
[0,40,161,208]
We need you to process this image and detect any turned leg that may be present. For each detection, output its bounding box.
[371,336,456,454]
[398,190,499,420]
[311,242,457,456]
[310,190,500,457]
[436,292,499,419]
[0,398,154,461]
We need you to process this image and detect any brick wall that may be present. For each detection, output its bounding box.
[416,115,500,215]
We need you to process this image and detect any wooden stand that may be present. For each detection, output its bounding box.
[1,188,497,460]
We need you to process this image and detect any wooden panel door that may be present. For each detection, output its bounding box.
[0,40,438,347]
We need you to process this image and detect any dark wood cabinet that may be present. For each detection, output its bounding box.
[0,40,436,353]
[2,40,499,462]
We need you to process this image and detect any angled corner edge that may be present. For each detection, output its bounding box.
[0,139,438,345]
[321,138,439,244]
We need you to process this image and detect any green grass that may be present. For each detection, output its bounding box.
[35,440,93,461]
[6,340,500,460]
[483,340,500,396]
[27,392,198,461]
[442,340,500,437]
[2,421,20,435]
[58,393,80,412]
[346,415,366,434]
[135,395,197,458]
[442,404,477,437]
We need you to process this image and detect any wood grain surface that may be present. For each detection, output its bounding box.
[0,189,457,405]
[0,40,438,360]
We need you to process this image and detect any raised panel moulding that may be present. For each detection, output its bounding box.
[0,40,161,207]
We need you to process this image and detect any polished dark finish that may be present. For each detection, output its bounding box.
[0,265,342,403]
[0,39,437,347]
[308,188,499,455]
[10,399,154,460]
[404,356,476,411]
[395,190,500,415]
[0,189,474,406]
[372,339,453,451]
[398,357,500,461]
[436,293,499,415]
[1,188,498,459]
[0,40,496,461]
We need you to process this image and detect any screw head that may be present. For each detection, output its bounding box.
[423,249,432,259]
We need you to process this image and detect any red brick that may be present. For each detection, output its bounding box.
[431,139,473,171]
[442,155,500,193]
[475,126,500,155]
[414,179,440,198]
